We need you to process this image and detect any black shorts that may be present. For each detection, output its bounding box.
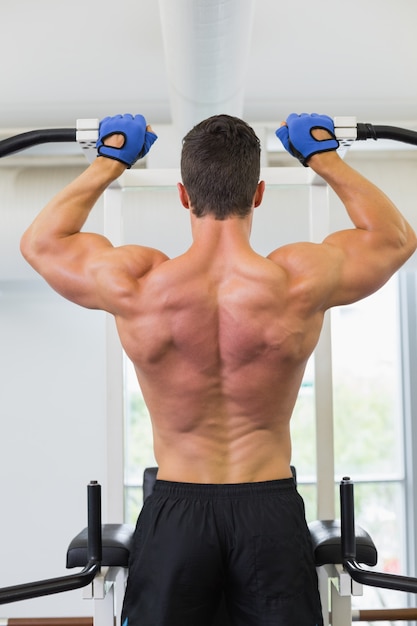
[121,479,323,626]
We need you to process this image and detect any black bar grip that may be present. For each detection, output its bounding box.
[357,123,417,146]
[0,128,76,158]
[340,477,356,561]
[340,476,417,593]
[87,481,102,563]
[344,559,417,593]
[0,562,99,605]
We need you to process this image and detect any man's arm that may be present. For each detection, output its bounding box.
[20,114,166,313]
[273,114,417,309]
[309,149,417,306]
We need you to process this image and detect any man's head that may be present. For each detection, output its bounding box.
[180,114,262,220]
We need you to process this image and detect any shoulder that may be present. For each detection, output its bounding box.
[267,241,343,312]
[267,240,341,271]
[89,244,170,314]
[120,244,170,271]
[94,244,169,277]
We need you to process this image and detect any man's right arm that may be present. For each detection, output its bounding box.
[20,114,163,313]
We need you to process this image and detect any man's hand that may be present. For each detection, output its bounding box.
[96,114,158,168]
[275,113,339,166]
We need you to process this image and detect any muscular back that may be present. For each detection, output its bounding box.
[115,245,325,483]
[20,135,416,483]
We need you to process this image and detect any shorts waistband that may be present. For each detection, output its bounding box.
[152,477,296,499]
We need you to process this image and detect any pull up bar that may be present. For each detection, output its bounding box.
[357,123,417,146]
[0,129,76,158]
[0,119,98,161]
[0,118,416,160]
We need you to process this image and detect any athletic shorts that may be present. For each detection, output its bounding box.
[121,479,323,626]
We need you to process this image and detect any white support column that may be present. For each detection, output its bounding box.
[308,120,356,522]
[317,566,330,626]
[330,581,353,626]
[76,118,99,164]
[77,118,125,521]
[103,186,125,522]
[309,181,336,521]
[83,566,125,626]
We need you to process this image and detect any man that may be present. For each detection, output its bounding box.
[20,113,416,625]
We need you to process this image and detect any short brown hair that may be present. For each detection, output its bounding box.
[180,115,261,220]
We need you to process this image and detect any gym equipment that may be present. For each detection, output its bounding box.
[0,469,378,625]
[356,123,417,145]
[1,117,417,161]
[1,119,417,624]
[0,482,133,626]
[0,482,102,605]
[341,477,417,593]
[0,128,76,157]
[0,475,413,626]
[0,119,98,162]
[0,473,158,622]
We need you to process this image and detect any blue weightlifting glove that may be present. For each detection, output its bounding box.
[96,114,157,168]
[275,113,339,166]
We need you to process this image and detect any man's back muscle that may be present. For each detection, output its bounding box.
[115,247,325,483]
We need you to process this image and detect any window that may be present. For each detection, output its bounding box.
[124,358,156,524]
[297,276,408,612]
[331,276,405,578]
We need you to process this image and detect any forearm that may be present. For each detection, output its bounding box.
[22,157,125,247]
[309,151,415,247]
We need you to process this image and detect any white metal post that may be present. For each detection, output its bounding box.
[309,179,335,521]
[103,186,125,523]
[77,119,126,523]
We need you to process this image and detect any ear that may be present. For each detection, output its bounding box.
[177,182,190,209]
[254,180,265,208]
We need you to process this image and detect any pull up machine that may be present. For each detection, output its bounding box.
[1,118,417,625]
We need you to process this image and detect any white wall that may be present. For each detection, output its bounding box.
[0,165,108,618]
[0,148,416,617]
[0,281,107,617]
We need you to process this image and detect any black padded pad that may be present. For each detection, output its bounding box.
[308,519,377,567]
[143,466,158,500]
[66,523,134,568]
[68,470,378,572]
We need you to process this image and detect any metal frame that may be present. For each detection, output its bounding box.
[82,566,127,626]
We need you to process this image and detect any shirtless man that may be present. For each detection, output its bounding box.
[20,113,416,626]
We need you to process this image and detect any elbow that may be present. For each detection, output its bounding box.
[20,228,31,262]
[20,227,46,270]
[404,224,417,256]
[20,228,35,264]
[396,223,417,265]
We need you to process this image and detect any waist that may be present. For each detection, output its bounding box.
[154,428,293,484]
[153,476,296,499]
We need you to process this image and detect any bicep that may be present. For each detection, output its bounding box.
[321,228,401,306]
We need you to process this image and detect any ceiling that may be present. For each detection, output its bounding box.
[1,0,417,143]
